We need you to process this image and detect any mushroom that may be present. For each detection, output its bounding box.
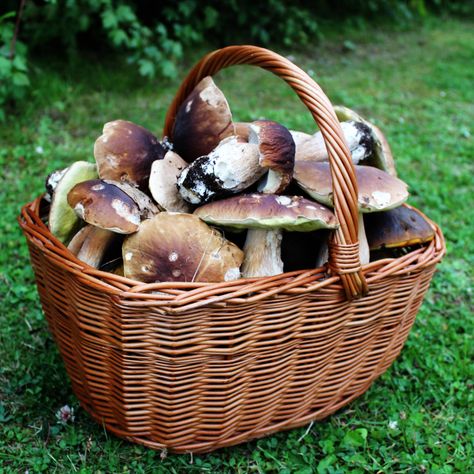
[45,166,69,203]
[294,162,408,265]
[48,161,98,243]
[334,105,397,176]
[94,120,166,191]
[148,150,191,212]
[172,76,235,162]
[248,120,295,194]
[194,194,338,278]
[177,136,264,205]
[291,121,375,164]
[365,206,435,260]
[67,224,116,269]
[67,179,158,267]
[122,213,244,283]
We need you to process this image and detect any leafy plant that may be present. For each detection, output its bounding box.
[0,10,29,121]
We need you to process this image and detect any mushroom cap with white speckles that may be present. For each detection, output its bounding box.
[194,193,338,231]
[122,213,244,283]
[67,179,142,234]
[294,162,408,213]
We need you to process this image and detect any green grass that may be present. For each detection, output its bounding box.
[1,17,473,474]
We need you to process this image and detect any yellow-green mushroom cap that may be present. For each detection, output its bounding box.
[48,161,98,243]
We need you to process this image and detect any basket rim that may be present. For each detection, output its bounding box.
[19,195,445,313]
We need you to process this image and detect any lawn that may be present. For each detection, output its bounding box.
[0,17,473,474]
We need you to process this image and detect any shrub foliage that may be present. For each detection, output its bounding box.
[0,0,472,118]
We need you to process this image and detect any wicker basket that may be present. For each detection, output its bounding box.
[19,46,445,453]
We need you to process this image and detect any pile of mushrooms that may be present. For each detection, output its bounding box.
[44,77,435,283]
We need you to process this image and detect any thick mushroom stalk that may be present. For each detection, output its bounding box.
[248,120,295,194]
[242,229,283,277]
[294,162,408,265]
[177,136,264,204]
[67,179,158,268]
[292,121,375,164]
[172,76,235,162]
[334,105,397,176]
[148,150,191,212]
[67,225,116,268]
[94,120,165,191]
[194,194,338,278]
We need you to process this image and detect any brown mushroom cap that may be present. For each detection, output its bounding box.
[365,206,435,250]
[122,213,244,283]
[67,179,142,234]
[94,120,165,190]
[48,161,98,243]
[194,193,338,231]
[294,162,408,213]
[248,120,295,194]
[172,76,235,163]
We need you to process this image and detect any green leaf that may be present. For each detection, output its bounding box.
[138,59,155,78]
[12,72,30,87]
[342,428,368,448]
[102,10,117,29]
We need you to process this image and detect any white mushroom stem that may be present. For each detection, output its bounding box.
[241,229,284,278]
[69,226,115,268]
[314,215,369,267]
[358,213,370,265]
[292,121,373,164]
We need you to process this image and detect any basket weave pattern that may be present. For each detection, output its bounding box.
[19,46,445,453]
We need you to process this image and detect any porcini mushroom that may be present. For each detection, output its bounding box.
[67,179,158,267]
[172,76,235,162]
[334,105,397,176]
[291,121,375,164]
[67,224,117,268]
[294,162,408,265]
[45,166,69,203]
[177,136,264,205]
[248,120,295,194]
[94,120,165,190]
[48,161,98,243]
[122,213,244,283]
[148,150,191,212]
[194,193,338,278]
[365,206,435,260]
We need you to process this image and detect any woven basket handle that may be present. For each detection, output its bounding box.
[163,45,368,299]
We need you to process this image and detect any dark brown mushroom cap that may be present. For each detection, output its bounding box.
[94,120,165,190]
[194,193,338,231]
[172,76,235,163]
[67,179,141,234]
[294,162,408,213]
[365,206,435,250]
[249,120,295,194]
[122,213,244,283]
